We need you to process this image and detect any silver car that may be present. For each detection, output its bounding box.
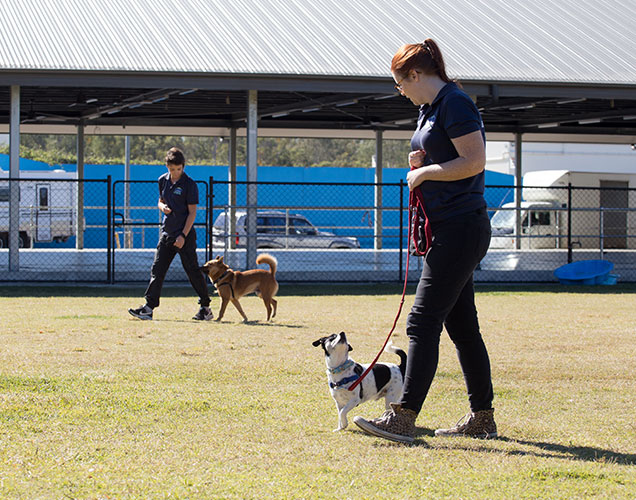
[213,210,360,249]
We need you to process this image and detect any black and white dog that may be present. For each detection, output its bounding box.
[312,332,407,432]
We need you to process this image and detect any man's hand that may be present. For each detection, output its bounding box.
[174,234,185,248]
[161,202,172,214]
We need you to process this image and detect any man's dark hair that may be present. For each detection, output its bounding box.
[166,147,186,166]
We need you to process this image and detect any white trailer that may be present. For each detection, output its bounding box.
[490,170,636,249]
[0,168,77,248]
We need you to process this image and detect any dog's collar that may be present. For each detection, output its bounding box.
[213,269,231,284]
[329,374,359,390]
[327,359,354,374]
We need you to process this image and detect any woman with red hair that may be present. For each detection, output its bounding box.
[354,39,496,444]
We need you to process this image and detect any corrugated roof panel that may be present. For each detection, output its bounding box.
[0,0,634,84]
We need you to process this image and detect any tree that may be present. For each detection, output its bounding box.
[4,133,410,168]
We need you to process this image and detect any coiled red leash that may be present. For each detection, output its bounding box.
[348,161,431,391]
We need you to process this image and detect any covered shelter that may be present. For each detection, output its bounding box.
[2,0,636,271]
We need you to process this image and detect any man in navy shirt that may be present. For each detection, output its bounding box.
[129,147,212,321]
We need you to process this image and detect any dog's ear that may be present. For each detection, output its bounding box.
[312,338,325,347]
[348,344,353,352]
[219,255,224,262]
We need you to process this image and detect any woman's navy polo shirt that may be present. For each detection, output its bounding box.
[158,171,199,237]
[410,82,486,222]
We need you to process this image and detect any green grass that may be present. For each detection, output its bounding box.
[1,284,635,499]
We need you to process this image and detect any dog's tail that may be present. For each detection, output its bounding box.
[256,253,277,276]
[385,341,407,378]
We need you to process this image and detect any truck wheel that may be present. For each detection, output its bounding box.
[19,232,32,248]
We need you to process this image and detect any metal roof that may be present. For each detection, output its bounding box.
[1,0,636,141]
[1,0,635,85]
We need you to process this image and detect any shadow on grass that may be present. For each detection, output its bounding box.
[429,435,636,465]
[350,428,636,464]
[148,318,304,328]
[496,437,636,465]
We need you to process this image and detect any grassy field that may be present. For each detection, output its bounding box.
[0,283,635,499]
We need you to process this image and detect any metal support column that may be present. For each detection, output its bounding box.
[514,133,523,250]
[246,90,258,269]
[76,119,85,249]
[228,127,237,249]
[374,129,383,250]
[9,85,20,271]
[124,135,132,248]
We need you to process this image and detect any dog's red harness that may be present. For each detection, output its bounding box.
[348,161,431,392]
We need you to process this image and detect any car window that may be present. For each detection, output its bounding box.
[268,217,287,234]
[291,217,316,235]
[530,211,551,226]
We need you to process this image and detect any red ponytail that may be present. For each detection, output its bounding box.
[391,38,457,85]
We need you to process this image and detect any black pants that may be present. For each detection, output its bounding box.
[144,229,210,309]
[399,208,493,414]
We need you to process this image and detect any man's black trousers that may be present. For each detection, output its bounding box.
[144,229,210,309]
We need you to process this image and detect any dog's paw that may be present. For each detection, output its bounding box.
[333,427,343,432]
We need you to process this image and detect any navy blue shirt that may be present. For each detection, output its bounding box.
[410,82,486,222]
[158,171,199,237]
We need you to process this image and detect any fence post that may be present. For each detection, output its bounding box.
[208,176,214,262]
[567,182,572,263]
[399,179,404,282]
[107,175,113,283]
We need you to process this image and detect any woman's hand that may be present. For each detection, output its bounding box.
[407,167,428,191]
[409,149,426,168]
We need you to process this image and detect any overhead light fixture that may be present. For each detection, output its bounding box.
[374,94,397,100]
[129,100,153,109]
[336,100,357,107]
[509,103,536,110]
[394,118,414,125]
[556,97,586,105]
[623,115,636,120]
[578,118,602,124]
[86,113,101,120]
[85,98,98,104]
[152,96,168,103]
[302,107,320,113]
[179,89,198,95]
[537,122,560,128]
[271,112,289,118]
[107,107,122,115]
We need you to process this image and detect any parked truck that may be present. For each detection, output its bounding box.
[0,168,77,248]
[489,170,636,249]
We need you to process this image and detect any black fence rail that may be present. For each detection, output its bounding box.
[1,177,635,283]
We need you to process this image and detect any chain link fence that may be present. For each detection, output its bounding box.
[0,177,110,281]
[111,180,210,282]
[1,177,635,283]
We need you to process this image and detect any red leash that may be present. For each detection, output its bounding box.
[348,164,431,392]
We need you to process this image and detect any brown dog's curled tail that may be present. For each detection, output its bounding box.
[256,253,277,275]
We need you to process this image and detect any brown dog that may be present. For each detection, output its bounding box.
[200,254,279,322]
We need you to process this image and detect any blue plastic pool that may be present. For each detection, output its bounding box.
[553,259,614,285]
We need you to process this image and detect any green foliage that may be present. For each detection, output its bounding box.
[6,134,411,168]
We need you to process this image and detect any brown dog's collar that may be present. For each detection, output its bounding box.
[213,269,235,298]
[212,269,231,285]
